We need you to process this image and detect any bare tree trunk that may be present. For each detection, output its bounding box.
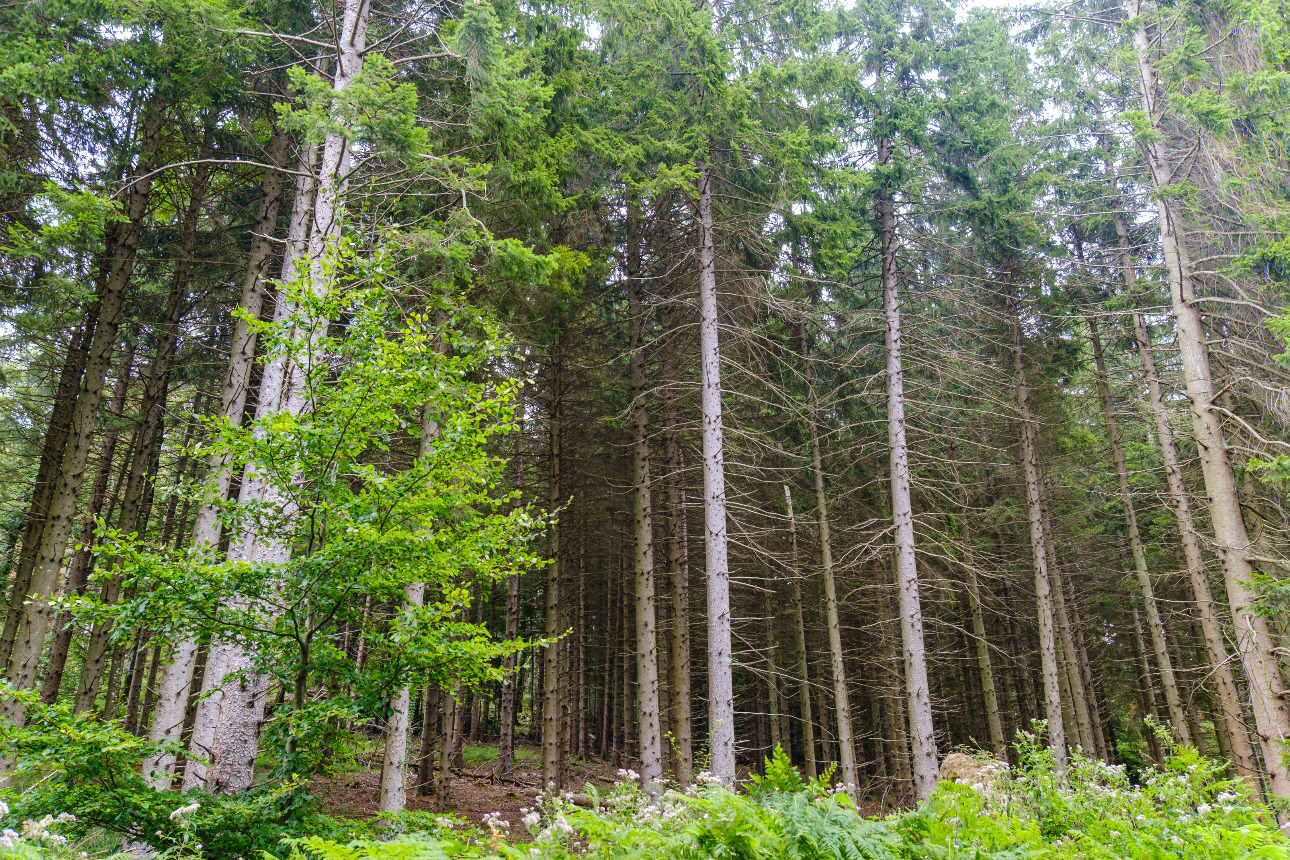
[694,165,735,783]
[1066,575,1109,760]
[416,680,440,795]
[543,339,563,791]
[1,101,166,730]
[40,345,136,703]
[799,313,857,794]
[144,133,296,788]
[784,485,817,780]
[1040,504,1095,756]
[1006,274,1067,776]
[498,405,524,776]
[378,579,426,813]
[188,0,369,792]
[1126,0,1290,796]
[947,442,1005,759]
[436,684,464,812]
[77,153,210,714]
[1098,141,1254,776]
[662,386,693,785]
[1131,606,1165,763]
[0,304,96,673]
[878,182,936,799]
[626,204,662,792]
[1086,311,1190,743]
[765,587,783,756]
[378,331,447,814]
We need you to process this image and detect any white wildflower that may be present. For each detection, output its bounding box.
[169,802,200,821]
[0,836,13,850]
[1197,803,1212,815]
[434,817,454,828]
[523,811,541,829]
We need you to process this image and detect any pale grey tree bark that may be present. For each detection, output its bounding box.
[1098,141,1254,774]
[783,485,817,780]
[662,387,693,786]
[144,133,299,788]
[626,204,663,792]
[878,183,936,800]
[696,164,735,783]
[185,0,371,793]
[1007,276,1067,776]
[1086,312,1190,742]
[1126,0,1290,797]
[378,397,442,813]
[947,442,1006,759]
[798,311,857,795]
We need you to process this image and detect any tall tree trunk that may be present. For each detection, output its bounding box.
[800,313,858,795]
[1006,274,1067,776]
[764,586,783,756]
[190,0,369,791]
[662,383,693,785]
[1126,0,1290,795]
[0,303,97,673]
[543,338,564,791]
[498,404,524,776]
[1131,605,1165,762]
[144,133,296,788]
[378,397,442,814]
[1065,574,1109,759]
[1040,504,1096,756]
[1,100,165,730]
[784,484,817,780]
[436,684,464,811]
[1099,139,1254,775]
[39,344,136,703]
[416,679,440,795]
[877,181,936,799]
[626,203,663,792]
[947,441,1006,759]
[1086,311,1190,742]
[694,165,735,783]
[77,154,210,713]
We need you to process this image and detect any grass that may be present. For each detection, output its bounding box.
[460,743,542,767]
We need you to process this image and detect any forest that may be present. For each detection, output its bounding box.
[3,0,1290,855]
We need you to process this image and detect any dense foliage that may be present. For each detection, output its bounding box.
[3,0,1290,850]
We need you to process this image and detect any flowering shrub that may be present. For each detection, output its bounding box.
[0,802,81,860]
[6,718,1287,860]
[900,736,1288,860]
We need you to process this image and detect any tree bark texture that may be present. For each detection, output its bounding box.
[878,183,937,799]
[696,164,735,784]
[626,203,663,792]
[1006,275,1068,776]
[1126,0,1290,795]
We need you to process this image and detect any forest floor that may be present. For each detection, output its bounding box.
[310,743,621,838]
[310,742,895,836]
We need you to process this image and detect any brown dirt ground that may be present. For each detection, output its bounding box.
[310,744,896,836]
[309,746,620,839]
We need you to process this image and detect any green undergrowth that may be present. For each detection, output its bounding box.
[2,703,1287,860]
